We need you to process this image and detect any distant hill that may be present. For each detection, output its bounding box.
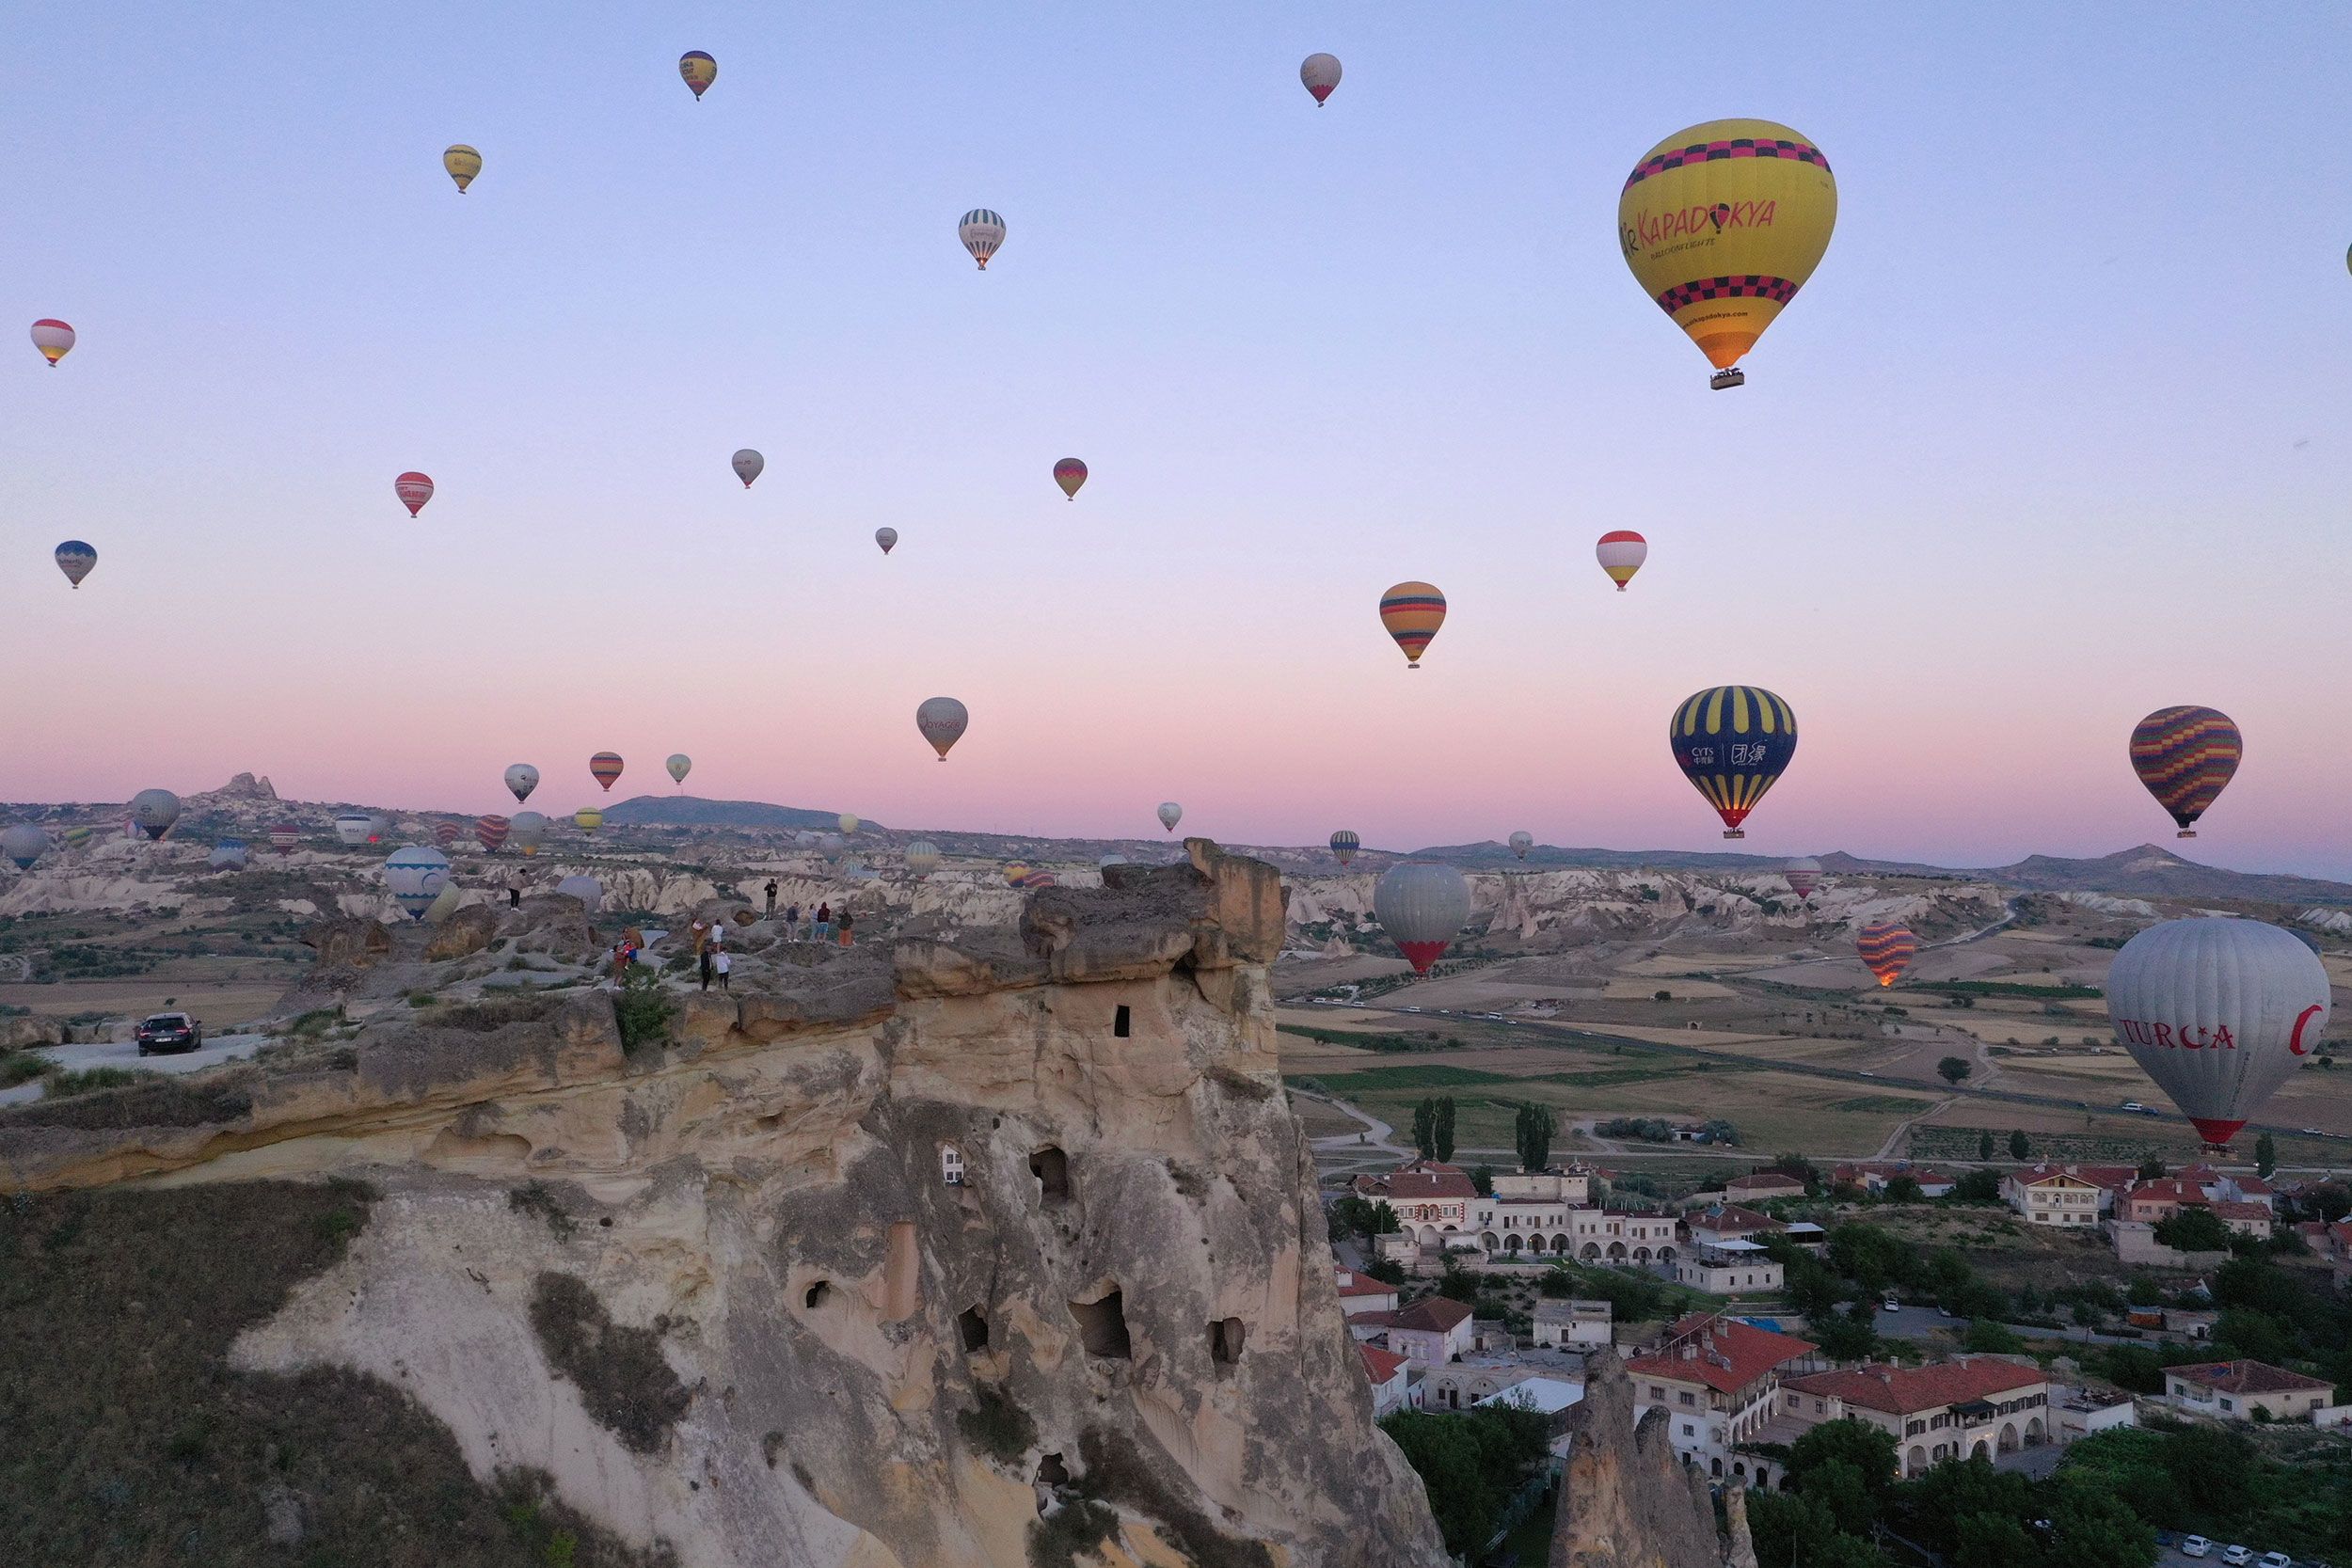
[600,796,871,832]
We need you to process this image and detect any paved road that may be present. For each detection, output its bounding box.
[0,1033,269,1108]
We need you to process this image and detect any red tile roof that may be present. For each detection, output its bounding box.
[1727,1172,1806,1194]
[1783,1358,2047,1416]
[1392,1296,1473,1333]
[2169,1359,2332,1396]
[2210,1201,2274,1225]
[1333,1271,1397,1299]
[2015,1162,2136,1192]
[2128,1180,2210,1208]
[1353,1161,1478,1202]
[2231,1177,2274,1196]
[1692,1204,1780,1232]
[1359,1344,1409,1385]
[1626,1314,1815,1397]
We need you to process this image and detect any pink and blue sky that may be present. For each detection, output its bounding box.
[5,6,2348,875]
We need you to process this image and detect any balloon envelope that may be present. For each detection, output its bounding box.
[916,696,969,760]
[334,813,372,847]
[1856,922,1917,987]
[433,822,461,851]
[678,50,716,98]
[904,840,941,877]
[837,814,859,836]
[31,318,74,366]
[590,752,624,791]
[130,789,181,841]
[475,815,511,852]
[2107,917,2330,1148]
[2129,706,2241,838]
[732,449,763,487]
[1378,581,1446,668]
[269,824,301,854]
[443,145,481,192]
[819,833,847,863]
[574,808,603,834]
[1508,831,1534,861]
[1784,857,1821,898]
[54,541,96,588]
[959,209,1005,269]
[394,472,434,516]
[666,753,691,785]
[876,527,898,555]
[364,816,389,844]
[1375,861,1470,974]
[1002,862,1029,887]
[1157,801,1183,833]
[1669,686,1797,838]
[1300,53,1342,104]
[208,840,248,870]
[2,823,47,870]
[510,811,547,854]
[1329,830,1359,868]
[1054,458,1088,499]
[1618,119,1836,379]
[1597,531,1647,591]
[384,845,452,921]
[504,764,539,803]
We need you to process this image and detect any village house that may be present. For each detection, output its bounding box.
[1359,1344,1411,1418]
[1832,1162,1958,1198]
[1724,1171,1808,1204]
[2165,1360,2334,1423]
[1531,1299,1613,1352]
[2216,1173,2276,1211]
[2122,1178,2207,1225]
[1350,1160,1476,1252]
[1675,1237,1784,1295]
[1420,1357,1540,1412]
[2053,1385,2140,1442]
[1331,1270,1400,1319]
[1492,1164,1595,1205]
[2002,1167,2106,1227]
[1476,1377,1586,1467]
[2320,1219,2352,1288]
[1467,1198,1680,1264]
[2208,1200,2276,1239]
[1384,1295,1475,1369]
[1628,1315,1817,1488]
[1776,1358,2054,1478]
[1686,1204,1784,1249]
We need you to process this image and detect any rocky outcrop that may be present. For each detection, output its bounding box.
[0,843,1448,1568]
[1551,1352,1752,1568]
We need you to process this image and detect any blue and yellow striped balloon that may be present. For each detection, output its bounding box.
[2129,706,2240,838]
[1329,829,1359,868]
[1668,686,1797,838]
[1378,581,1446,668]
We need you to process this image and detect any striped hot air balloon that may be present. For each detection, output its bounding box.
[394,472,434,516]
[1299,53,1342,105]
[1375,861,1470,975]
[1329,830,1359,868]
[270,823,301,854]
[434,822,461,852]
[1054,458,1088,499]
[574,807,603,834]
[590,752,624,791]
[1856,922,1917,987]
[678,50,717,100]
[2129,706,2241,839]
[31,319,75,366]
[959,209,1005,269]
[1597,531,1647,591]
[1378,581,1446,669]
[1784,857,1821,899]
[54,541,96,589]
[1669,686,1797,839]
[475,815,511,852]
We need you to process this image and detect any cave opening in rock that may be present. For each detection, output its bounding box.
[1113,1005,1131,1038]
[1034,1452,1069,1486]
[959,1306,990,1353]
[803,1280,831,1310]
[1028,1145,1071,1203]
[1209,1317,1246,1365]
[1068,1289,1132,1359]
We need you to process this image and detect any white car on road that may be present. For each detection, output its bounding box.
[2180,1538,2211,1559]
[2220,1545,2252,1566]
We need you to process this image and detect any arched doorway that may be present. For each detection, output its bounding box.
[1906,1446,1928,1476]
[1634,1246,1652,1262]
[1581,1243,1602,1260]
[1659,1245,1676,1261]
[1607,1242,1628,1260]
[1552,1234,1570,1255]
[1970,1440,1990,1461]
[2025,1417,2044,1447]
[1998,1423,2019,1454]
[1479,1232,1497,1252]
[1505,1234,1522,1254]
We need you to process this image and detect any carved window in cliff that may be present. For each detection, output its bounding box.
[941,1145,965,1186]
[1209,1317,1246,1366]
[804,1280,832,1309]
[1029,1146,1071,1203]
[1113,1005,1131,1038]
[959,1307,990,1353]
[1068,1288,1132,1359]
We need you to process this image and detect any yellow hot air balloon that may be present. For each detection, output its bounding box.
[444,145,482,193]
[1617,119,1836,389]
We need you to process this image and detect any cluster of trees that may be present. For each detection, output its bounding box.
[2064,1422,2352,1562]
[1377,1402,1552,1557]
[1514,1103,1555,1172]
[1409,1096,1456,1162]
[1749,1420,2155,1568]
[1596,1116,1740,1146]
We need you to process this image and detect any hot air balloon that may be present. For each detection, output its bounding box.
[732,449,763,488]
[574,808,603,834]
[590,752,624,791]
[678,50,717,100]
[1597,531,1647,592]
[904,840,941,877]
[269,824,300,855]
[1669,686,1797,839]
[2130,706,2241,839]
[334,813,372,847]
[1099,853,1128,868]
[1856,922,1917,988]
[62,826,92,847]
[395,472,434,516]
[1784,857,1820,899]
[1157,801,1183,834]
[959,209,1005,270]
[1002,862,1029,887]
[555,874,603,913]
[510,810,547,856]
[1054,458,1088,499]
[1329,830,1359,868]
[364,815,389,845]
[1618,119,1837,389]
[667,753,691,786]
[208,840,249,871]
[876,527,898,555]
[384,845,451,921]
[444,145,482,193]
[130,789,181,841]
[475,815,511,852]
[434,822,461,852]
[54,541,96,589]
[1375,861,1470,975]
[31,319,74,367]
[2108,917,2330,1148]
[1378,581,1446,669]
[504,764,539,803]
[916,697,968,761]
[1300,52,1342,105]
[3,824,47,870]
[818,832,847,863]
[837,814,859,836]
[1508,831,1534,862]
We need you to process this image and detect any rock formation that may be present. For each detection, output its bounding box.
[0,842,1449,1568]
[1550,1351,1753,1568]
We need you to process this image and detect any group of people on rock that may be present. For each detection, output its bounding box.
[602,881,864,990]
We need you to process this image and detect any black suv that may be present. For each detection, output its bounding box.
[135,1012,201,1055]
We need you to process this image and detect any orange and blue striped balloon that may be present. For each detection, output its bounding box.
[1378,581,1446,668]
[1668,685,1797,838]
[590,752,625,791]
[1856,922,1917,987]
[2129,706,2241,838]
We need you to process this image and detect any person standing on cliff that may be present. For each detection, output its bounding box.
[783,902,800,942]
[713,947,732,991]
[837,908,854,946]
[698,940,714,990]
[765,878,778,915]
[814,901,832,942]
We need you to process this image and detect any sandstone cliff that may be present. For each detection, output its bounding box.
[0,843,1449,1568]
[1550,1352,1753,1568]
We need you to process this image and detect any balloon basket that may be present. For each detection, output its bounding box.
[1722,830,1745,840]
[2178,830,2197,839]
[1709,368,1745,390]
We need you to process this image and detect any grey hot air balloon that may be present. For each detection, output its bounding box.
[2106,917,2330,1149]
[1374,861,1470,975]
[818,832,847,863]
[1300,52,1342,104]
[876,527,898,555]
[384,845,452,921]
[55,540,97,589]
[207,839,249,871]
[1098,852,1128,868]
[1157,801,1183,833]
[1784,858,1822,899]
[904,840,941,877]
[1508,831,1534,862]
[916,696,968,761]
[732,449,764,488]
[504,764,540,803]
[959,208,1005,270]
[334,812,373,847]
[667,753,691,786]
[509,810,548,856]
[130,789,182,841]
[1329,830,1359,868]
[837,814,859,836]
[2,823,47,870]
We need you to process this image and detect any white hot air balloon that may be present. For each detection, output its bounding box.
[732,449,764,488]
[1098,852,1128,868]
[2106,917,2330,1149]
[2,823,48,870]
[130,789,182,841]
[384,845,452,922]
[334,812,372,847]
[959,208,1005,269]
[667,753,691,785]
[875,527,898,555]
[904,840,941,877]
[916,696,968,761]
[555,874,603,913]
[837,814,859,836]
[1374,861,1471,975]
[1784,858,1822,899]
[364,815,390,844]
[818,832,847,863]
[207,840,249,871]
[510,810,548,856]
[504,764,540,803]
[1508,831,1534,862]
[1157,801,1184,834]
[1299,52,1342,105]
